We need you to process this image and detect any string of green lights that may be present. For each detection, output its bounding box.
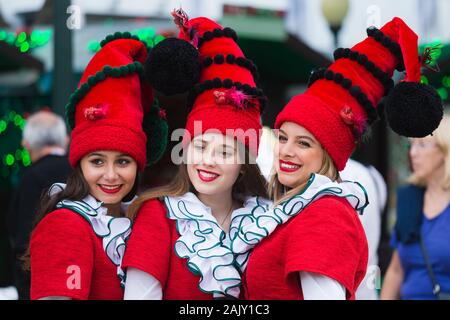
[0,111,30,184]
[0,29,52,53]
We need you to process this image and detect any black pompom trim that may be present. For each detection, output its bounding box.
[385,82,444,137]
[186,78,267,113]
[99,31,142,48]
[308,68,378,125]
[333,48,394,95]
[366,26,405,72]
[197,27,238,48]
[145,37,201,95]
[202,54,259,80]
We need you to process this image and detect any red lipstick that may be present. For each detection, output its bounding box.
[279,159,301,173]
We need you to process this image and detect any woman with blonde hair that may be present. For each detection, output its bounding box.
[381,113,450,300]
[231,17,442,300]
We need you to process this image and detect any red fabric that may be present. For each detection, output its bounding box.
[69,38,152,170]
[275,17,422,170]
[379,17,420,82]
[177,17,262,156]
[122,199,213,300]
[243,196,368,300]
[30,209,123,300]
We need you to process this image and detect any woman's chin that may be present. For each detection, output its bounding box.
[277,174,298,189]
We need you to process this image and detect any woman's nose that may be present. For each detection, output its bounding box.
[104,164,119,181]
[202,147,217,166]
[277,140,294,158]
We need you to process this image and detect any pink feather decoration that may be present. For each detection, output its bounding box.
[84,104,108,121]
[339,105,366,137]
[214,87,257,109]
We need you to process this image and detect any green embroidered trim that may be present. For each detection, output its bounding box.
[56,199,132,288]
[279,174,369,214]
[65,61,144,130]
[163,195,245,298]
[230,174,369,251]
[229,196,270,252]
[56,200,132,259]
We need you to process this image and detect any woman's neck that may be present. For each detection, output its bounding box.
[424,168,450,218]
[197,192,235,229]
[425,165,448,195]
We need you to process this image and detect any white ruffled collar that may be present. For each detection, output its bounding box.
[164,192,272,299]
[49,183,134,287]
[230,173,369,255]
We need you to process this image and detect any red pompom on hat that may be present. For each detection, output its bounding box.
[275,17,443,171]
[146,9,267,157]
[65,33,166,171]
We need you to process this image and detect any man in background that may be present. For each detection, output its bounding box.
[7,110,72,299]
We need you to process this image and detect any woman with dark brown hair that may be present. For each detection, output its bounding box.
[122,12,271,300]
[27,34,167,300]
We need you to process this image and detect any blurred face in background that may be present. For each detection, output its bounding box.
[274,122,324,188]
[409,135,445,185]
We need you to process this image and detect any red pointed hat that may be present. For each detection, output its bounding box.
[66,33,168,171]
[275,17,443,171]
[145,10,267,156]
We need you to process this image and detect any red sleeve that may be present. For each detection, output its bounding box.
[284,196,368,297]
[30,209,94,300]
[122,199,172,288]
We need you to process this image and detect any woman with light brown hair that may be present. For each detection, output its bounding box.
[122,12,271,300]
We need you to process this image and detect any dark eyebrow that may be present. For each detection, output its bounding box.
[87,153,131,158]
[279,129,316,143]
[296,136,315,143]
[117,153,132,158]
[87,152,106,158]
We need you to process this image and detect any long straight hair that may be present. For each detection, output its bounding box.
[127,147,269,220]
[268,147,341,206]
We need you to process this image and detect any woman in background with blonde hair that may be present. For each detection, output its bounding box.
[381,113,450,300]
